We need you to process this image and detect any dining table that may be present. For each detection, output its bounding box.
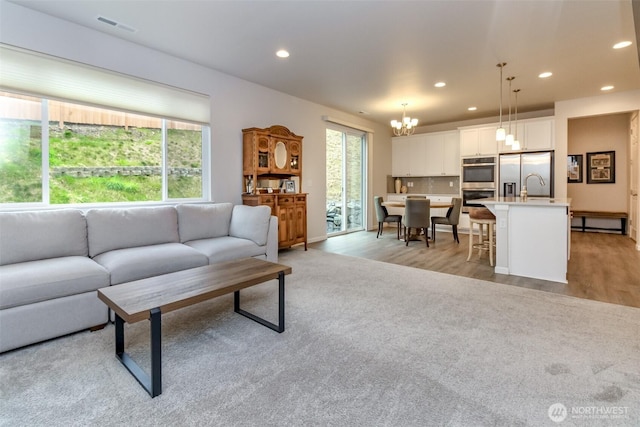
[382,199,453,242]
[382,200,453,209]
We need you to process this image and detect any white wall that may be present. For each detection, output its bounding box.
[0,1,392,244]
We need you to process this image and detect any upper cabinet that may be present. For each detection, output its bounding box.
[460,125,498,157]
[461,117,555,156]
[391,134,428,176]
[392,131,460,177]
[424,131,460,176]
[523,118,554,151]
[498,117,555,152]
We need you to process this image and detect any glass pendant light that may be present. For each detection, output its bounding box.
[512,88,521,150]
[505,76,515,146]
[496,63,507,142]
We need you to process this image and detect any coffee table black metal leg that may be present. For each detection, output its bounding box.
[115,307,162,398]
[234,271,285,333]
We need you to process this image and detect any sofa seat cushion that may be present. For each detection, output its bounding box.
[93,243,208,285]
[185,236,266,264]
[0,256,110,310]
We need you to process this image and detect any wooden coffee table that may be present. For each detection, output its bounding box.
[97,257,292,398]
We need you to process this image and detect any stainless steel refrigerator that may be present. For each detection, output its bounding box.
[499,151,554,197]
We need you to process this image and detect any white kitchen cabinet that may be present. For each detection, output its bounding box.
[523,118,554,151]
[460,126,498,157]
[423,131,460,176]
[443,132,461,175]
[391,135,428,176]
[391,137,411,176]
[498,118,554,152]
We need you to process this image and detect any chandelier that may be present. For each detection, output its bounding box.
[390,103,418,136]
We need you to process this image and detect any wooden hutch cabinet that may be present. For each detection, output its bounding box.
[241,125,307,250]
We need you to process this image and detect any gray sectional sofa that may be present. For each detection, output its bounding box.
[0,203,277,353]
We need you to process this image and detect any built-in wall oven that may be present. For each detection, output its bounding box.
[462,156,496,185]
[461,156,496,212]
[462,187,496,212]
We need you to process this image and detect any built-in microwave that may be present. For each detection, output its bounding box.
[461,156,496,185]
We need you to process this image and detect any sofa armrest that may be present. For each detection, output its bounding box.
[265,216,278,262]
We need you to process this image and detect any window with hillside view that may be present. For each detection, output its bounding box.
[0,91,206,205]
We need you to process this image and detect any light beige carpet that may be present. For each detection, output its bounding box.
[1,248,639,426]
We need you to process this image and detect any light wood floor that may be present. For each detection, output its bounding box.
[305,226,640,309]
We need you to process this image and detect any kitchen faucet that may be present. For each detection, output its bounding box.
[521,173,545,201]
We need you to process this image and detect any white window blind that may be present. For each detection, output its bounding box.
[0,43,210,124]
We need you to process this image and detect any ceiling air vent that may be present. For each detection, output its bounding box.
[97,16,138,33]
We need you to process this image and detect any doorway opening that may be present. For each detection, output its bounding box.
[326,126,366,235]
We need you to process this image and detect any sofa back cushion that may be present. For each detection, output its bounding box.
[229,205,272,246]
[176,203,233,243]
[86,206,179,257]
[0,209,88,265]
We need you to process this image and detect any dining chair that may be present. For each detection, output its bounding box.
[403,198,430,247]
[374,196,402,239]
[431,197,462,243]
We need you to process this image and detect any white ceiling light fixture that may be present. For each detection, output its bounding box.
[613,41,632,49]
[391,103,418,136]
[512,88,521,151]
[276,49,290,58]
[496,63,507,142]
[468,106,477,111]
[601,85,614,91]
[538,71,553,78]
[505,76,515,146]
[434,82,446,88]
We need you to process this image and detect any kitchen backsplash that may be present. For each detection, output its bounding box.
[387,176,460,195]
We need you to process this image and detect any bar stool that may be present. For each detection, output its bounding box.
[467,207,496,266]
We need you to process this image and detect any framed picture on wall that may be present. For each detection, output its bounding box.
[586,151,615,184]
[567,154,583,183]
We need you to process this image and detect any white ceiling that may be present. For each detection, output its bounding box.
[8,0,640,127]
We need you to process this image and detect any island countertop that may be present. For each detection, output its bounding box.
[474,197,571,207]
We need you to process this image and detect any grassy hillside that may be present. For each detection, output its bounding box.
[0,121,202,203]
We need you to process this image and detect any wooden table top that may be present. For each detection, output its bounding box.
[383,201,453,209]
[98,258,292,324]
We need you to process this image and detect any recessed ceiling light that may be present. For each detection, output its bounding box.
[613,41,632,49]
[468,106,477,111]
[538,72,553,79]
[601,85,614,91]
[434,82,446,88]
[276,50,290,58]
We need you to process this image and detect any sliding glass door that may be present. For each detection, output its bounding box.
[326,126,366,235]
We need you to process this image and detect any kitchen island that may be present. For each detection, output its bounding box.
[474,197,571,283]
